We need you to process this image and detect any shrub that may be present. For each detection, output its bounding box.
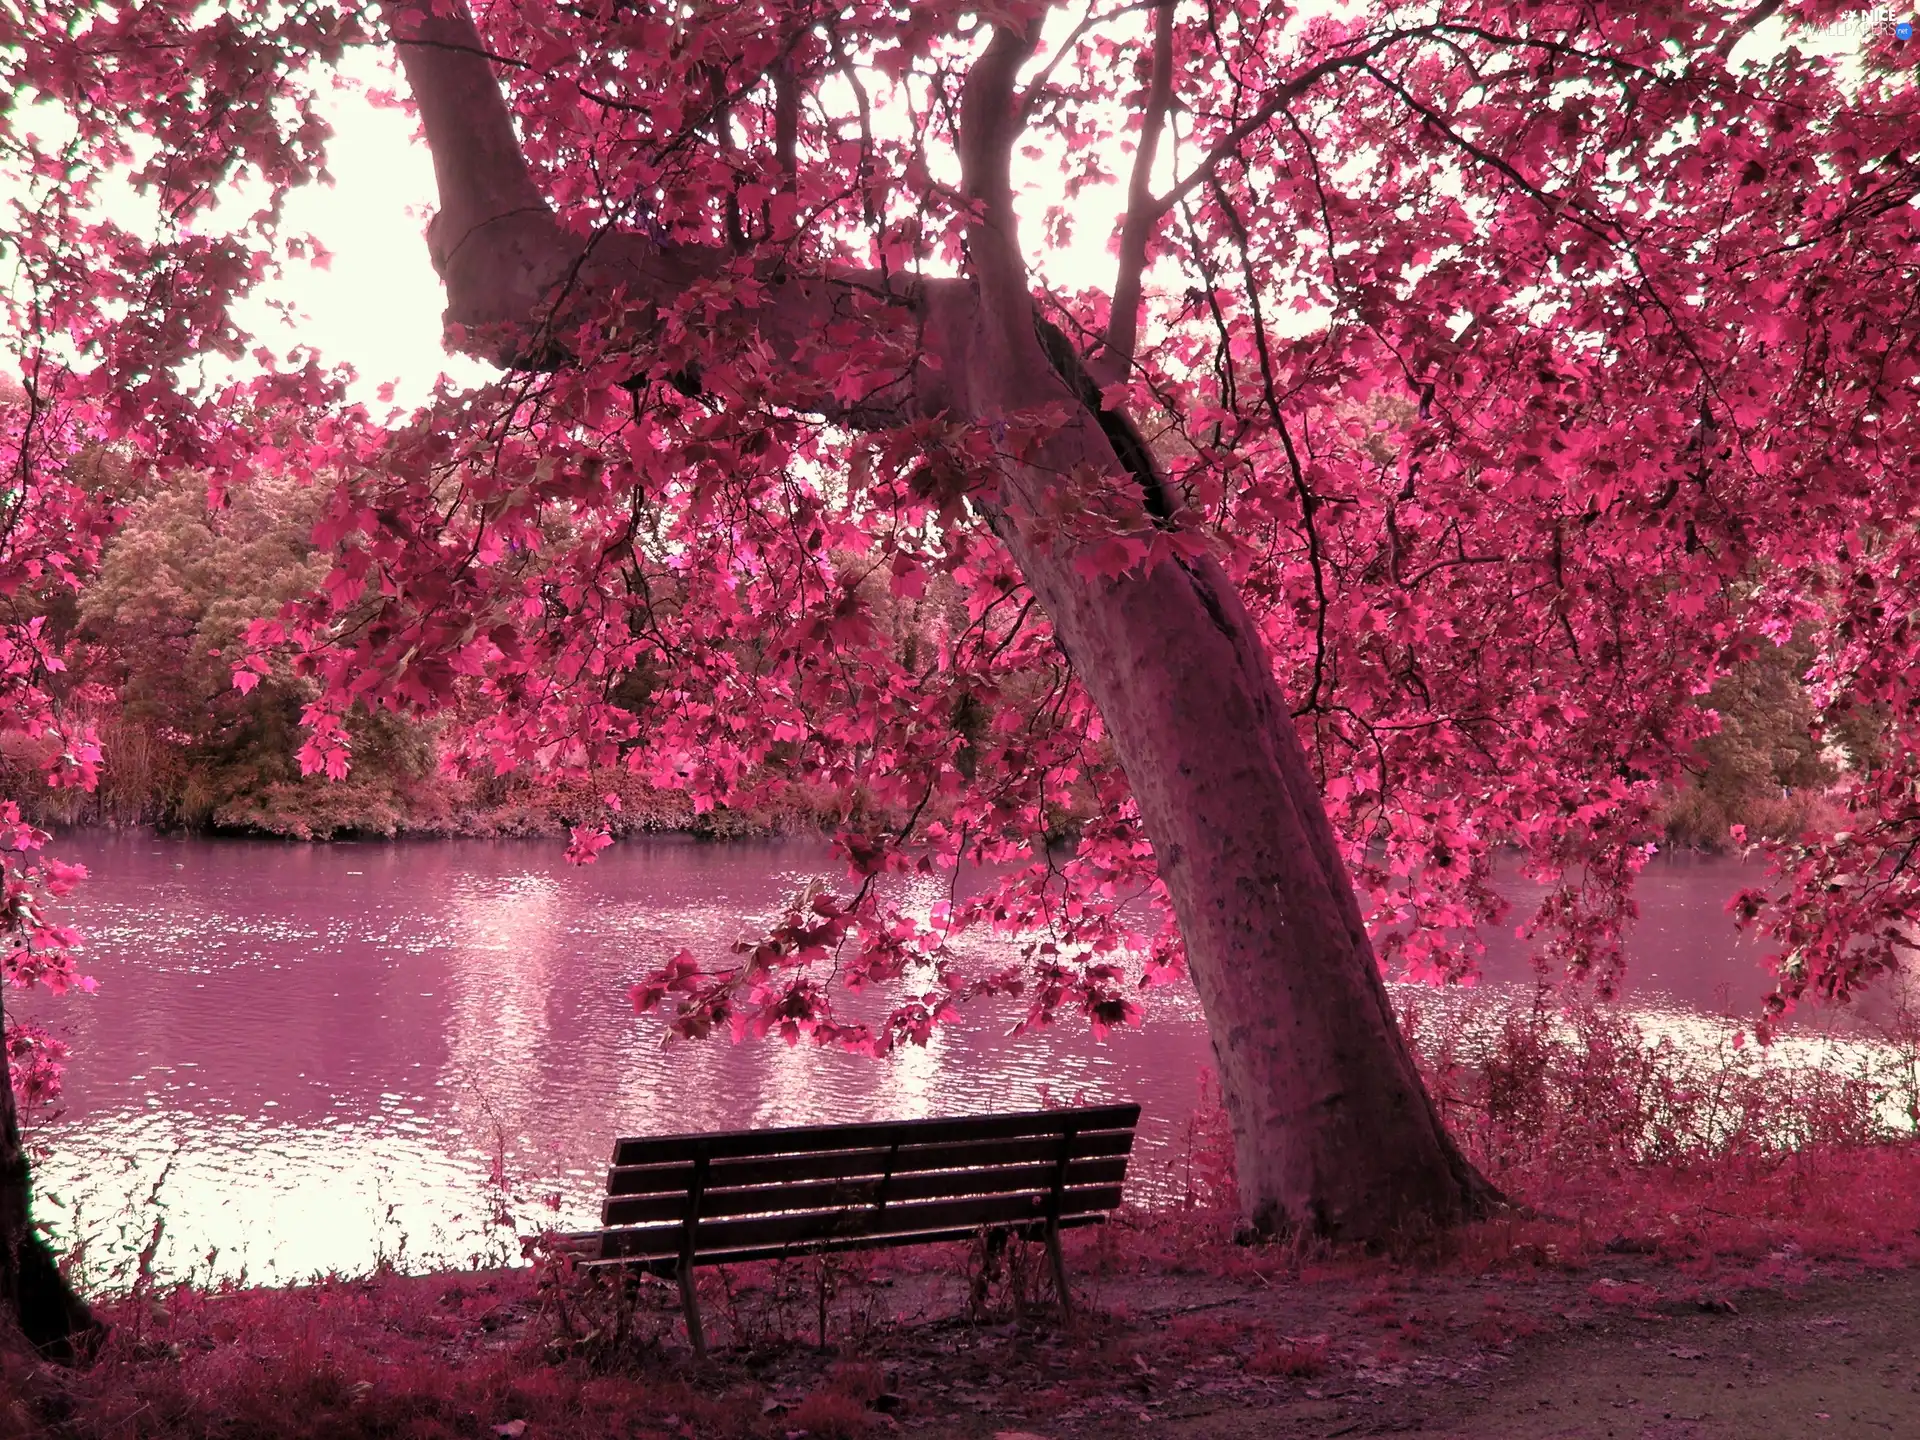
[1185,983,1915,1218]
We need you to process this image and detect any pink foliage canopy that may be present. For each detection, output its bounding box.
[0,382,107,1101]
[2,0,1915,1066]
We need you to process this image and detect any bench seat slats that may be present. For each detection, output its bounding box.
[568,1104,1139,1358]
[609,1103,1140,1169]
[591,1184,1126,1262]
[603,1155,1130,1227]
[607,1127,1136,1198]
[566,1213,1109,1274]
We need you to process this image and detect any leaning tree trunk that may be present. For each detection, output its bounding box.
[989,481,1491,1236]
[383,1,1497,1241]
[0,995,102,1362]
[947,20,1494,1240]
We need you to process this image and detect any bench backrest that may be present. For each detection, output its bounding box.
[589,1103,1141,1270]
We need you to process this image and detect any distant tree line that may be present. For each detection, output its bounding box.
[0,468,788,837]
[0,460,1880,851]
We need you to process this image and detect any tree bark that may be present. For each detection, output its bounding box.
[0,998,103,1362]
[383,2,1497,1240]
[991,524,1495,1236]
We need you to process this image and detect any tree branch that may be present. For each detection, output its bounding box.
[1098,0,1174,382]
[952,5,1076,422]
[376,0,990,421]
[1017,0,1155,122]
[957,8,1048,296]
[377,8,541,239]
[379,0,571,337]
[1205,171,1330,715]
[825,23,879,227]
[1149,36,1401,220]
[774,58,798,184]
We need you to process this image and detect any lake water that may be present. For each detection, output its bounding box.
[7,834,1890,1290]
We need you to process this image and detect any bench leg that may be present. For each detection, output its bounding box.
[678,1262,707,1361]
[1046,1222,1074,1325]
[816,1254,835,1350]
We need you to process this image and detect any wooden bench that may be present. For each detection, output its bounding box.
[554,1102,1141,1357]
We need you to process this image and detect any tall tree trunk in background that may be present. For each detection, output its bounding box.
[0,998,101,1362]
[385,2,1497,1240]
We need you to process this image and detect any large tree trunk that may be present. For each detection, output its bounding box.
[947,22,1493,1237]
[981,455,1493,1237]
[383,2,1496,1240]
[0,999,103,1362]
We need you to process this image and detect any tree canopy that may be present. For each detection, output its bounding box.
[3,0,1918,1245]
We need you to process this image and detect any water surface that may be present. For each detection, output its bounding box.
[10,834,1866,1288]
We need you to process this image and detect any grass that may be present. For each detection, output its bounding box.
[13,1140,1920,1440]
[11,1135,1920,1438]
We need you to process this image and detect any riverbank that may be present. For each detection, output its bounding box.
[7,1143,1920,1439]
[21,785,1836,850]
[6,756,850,843]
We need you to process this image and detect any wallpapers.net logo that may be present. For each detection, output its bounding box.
[1815,6,1915,41]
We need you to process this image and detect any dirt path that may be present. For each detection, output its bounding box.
[1406,1269,1920,1440]
[863,1255,1920,1440]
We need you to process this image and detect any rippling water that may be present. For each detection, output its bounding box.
[8,834,1884,1289]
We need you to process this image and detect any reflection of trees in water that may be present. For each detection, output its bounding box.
[440,872,564,1174]
[602,1000,953,1140]
[876,1030,944,1119]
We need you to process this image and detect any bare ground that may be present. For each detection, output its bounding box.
[755,1237,1920,1440]
[1050,1264,1920,1439]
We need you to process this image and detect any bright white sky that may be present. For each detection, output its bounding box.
[227,53,495,407]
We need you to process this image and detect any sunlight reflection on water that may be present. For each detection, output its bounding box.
[13,834,1902,1290]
